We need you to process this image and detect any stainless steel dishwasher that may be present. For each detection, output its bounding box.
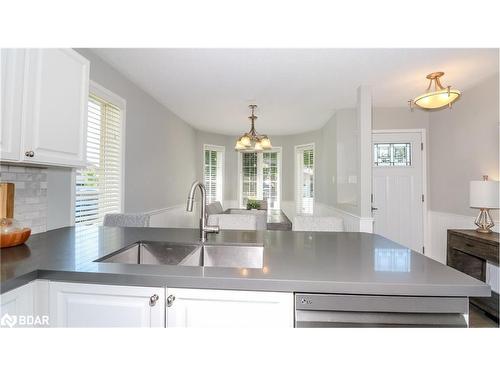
[295,293,469,327]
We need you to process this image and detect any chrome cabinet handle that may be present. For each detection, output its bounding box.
[149,294,159,307]
[25,150,35,157]
[167,294,176,307]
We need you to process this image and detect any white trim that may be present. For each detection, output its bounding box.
[372,128,428,254]
[69,169,76,226]
[202,144,225,203]
[294,142,315,215]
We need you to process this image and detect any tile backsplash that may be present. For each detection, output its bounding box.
[0,164,48,234]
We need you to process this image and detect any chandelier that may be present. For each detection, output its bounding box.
[409,71,461,110]
[234,104,272,151]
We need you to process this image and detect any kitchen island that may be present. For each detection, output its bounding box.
[0,226,491,327]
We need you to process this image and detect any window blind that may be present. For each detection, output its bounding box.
[296,144,314,214]
[203,145,224,204]
[75,93,122,225]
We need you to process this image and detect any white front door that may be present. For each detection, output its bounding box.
[372,131,424,253]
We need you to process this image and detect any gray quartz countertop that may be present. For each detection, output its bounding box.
[0,226,490,297]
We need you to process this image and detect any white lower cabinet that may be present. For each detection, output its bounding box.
[3,281,294,328]
[0,280,49,328]
[166,288,294,328]
[1,282,34,328]
[49,282,165,328]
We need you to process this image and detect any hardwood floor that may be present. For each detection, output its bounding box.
[469,303,499,328]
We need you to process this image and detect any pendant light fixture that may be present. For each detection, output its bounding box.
[235,104,272,152]
[409,72,461,110]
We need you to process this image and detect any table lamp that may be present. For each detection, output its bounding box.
[470,175,499,233]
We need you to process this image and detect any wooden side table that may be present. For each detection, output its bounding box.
[447,229,499,320]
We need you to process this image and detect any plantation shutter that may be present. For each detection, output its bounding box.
[262,151,280,209]
[203,145,224,204]
[296,144,314,215]
[75,93,122,225]
[241,152,258,207]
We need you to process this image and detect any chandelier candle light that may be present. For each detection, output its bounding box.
[235,105,272,152]
[409,72,461,110]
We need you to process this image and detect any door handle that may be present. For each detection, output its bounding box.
[371,207,378,211]
[167,294,176,307]
[149,294,159,307]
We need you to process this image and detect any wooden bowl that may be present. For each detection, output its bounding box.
[0,228,31,248]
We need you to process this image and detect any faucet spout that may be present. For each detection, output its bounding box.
[186,181,219,242]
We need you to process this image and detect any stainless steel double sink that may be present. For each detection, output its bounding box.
[95,241,264,269]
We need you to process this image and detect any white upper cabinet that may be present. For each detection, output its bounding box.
[166,288,294,328]
[0,49,25,161]
[0,48,89,167]
[22,49,89,167]
[49,282,165,328]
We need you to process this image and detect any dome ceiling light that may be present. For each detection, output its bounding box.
[235,104,272,152]
[409,71,461,110]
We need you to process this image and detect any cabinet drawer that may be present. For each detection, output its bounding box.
[449,234,498,264]
[447,247,486,281]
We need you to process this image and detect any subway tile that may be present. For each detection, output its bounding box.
[0,172,17,181]
[13,181,25,189]
[16,173,34,181]
[24,197,40,204]
[5,165,48,233]
[25,166,46,172]
[8,166,28,173]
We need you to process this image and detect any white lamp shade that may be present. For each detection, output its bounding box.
[470,180,500,208]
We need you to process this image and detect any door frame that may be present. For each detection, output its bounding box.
[372,128,428,254]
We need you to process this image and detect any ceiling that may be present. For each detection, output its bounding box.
[92,48,498,135]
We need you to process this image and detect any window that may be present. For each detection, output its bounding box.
[295,144,314,215]
[239,149,281,209]
[373,143,411,166]
[75,83,125,225]
[262,151,279,209]
[203,145,225,204]
[241,152,258,205]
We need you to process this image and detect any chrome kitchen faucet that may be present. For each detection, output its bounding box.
[186,181,220,242]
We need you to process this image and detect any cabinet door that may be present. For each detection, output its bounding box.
[166,288,294,328]
[22,49,89,167]
[1,282,34,328]
[0,49,24,161]
[49,282,165,328]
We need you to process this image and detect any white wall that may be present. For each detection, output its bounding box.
[194,130,238,203]
[46,49,200,230]
[77,49,198,213]
[424,73,499,291]
[373,107,429,131]
[429,73,499,219]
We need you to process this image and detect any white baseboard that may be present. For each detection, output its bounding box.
[428,210,499,293]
